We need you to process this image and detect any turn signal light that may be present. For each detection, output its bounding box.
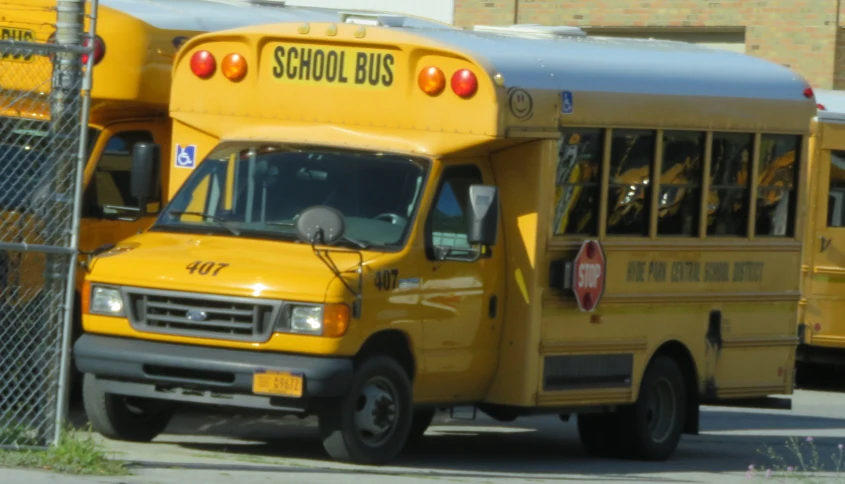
[418,66,445,95]
[81,35,105,66]
[818,103,827,110]
[221,53,248,81]
[451,69,478,98]
[804,87,814,99]
[190,50,216,79]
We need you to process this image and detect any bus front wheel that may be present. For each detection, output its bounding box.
[82,373,174,442]
[319,355,413,465]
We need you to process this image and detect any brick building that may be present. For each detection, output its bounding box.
[453,0,844,89]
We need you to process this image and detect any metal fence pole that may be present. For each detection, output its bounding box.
[54,0,97,445]
[49,0,86,446]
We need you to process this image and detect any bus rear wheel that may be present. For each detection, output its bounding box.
[620,355,686,461]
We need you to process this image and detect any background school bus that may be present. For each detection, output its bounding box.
[0,0,450,396]
[74,20,814,465]
[797,89,845,386]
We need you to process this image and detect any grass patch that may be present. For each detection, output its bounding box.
[0,423,129,476]
[747,436,844,482]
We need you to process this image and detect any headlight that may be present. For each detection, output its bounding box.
[90,286,124,316]
[289,305,324,335]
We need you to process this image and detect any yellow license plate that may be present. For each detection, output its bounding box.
[252,370,304,398]
[1,27,36,63]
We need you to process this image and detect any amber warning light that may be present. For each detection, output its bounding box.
[418,66,478,98]
[222,53,248,81]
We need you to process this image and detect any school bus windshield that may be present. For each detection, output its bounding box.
[152,143,428,249]
[0,116,99,210]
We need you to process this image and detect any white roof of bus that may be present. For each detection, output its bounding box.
[100,0,456,32]
[384,26,810,104]
[815,89,845,124]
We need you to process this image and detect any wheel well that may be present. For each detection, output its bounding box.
[355,330,416,381]
[651,340,700,435]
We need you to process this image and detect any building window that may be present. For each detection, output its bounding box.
[755,134,800,237]
[552,129,603,236]
[606,129,655,236]
[708,133,752,236]
[658,131,705,236]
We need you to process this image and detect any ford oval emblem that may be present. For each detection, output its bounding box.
[186,309,208,322]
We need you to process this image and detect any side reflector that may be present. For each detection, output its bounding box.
[221,53,248,81]
[451,69,478,99]
[418,66,446,95]
[190,50,216,79]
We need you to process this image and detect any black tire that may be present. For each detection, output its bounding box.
[619,356,686,461]
[405,408,436,447]
[577,412,627,459]
[82,373,174,442]
[319,355,413,465]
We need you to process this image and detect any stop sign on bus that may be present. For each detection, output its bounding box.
[573,240,606,312]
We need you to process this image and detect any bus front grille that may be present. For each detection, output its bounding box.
[124,288,282,343]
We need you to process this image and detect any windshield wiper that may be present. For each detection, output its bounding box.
[265,221,370,249]
[166,210,241,236]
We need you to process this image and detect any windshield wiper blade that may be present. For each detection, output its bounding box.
[265,221,370,249]
[167,210,241,236]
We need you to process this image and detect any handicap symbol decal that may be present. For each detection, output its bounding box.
[561,90,574,115]
[175,144,197,168]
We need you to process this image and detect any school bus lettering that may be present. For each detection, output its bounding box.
[625,260,763,283]
[374,269,399,291]
[0,27,35,62]
[732,261,763,283]
[272,44,395,88]
[185,260,230,276]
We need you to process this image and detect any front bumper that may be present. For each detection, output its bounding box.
[74,334,354,412]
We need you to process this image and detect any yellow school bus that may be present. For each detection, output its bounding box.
[1,0,442,394]
[73,20,814,465]
[796,89,845,384]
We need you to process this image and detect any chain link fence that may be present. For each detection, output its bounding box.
[0,1,93,449]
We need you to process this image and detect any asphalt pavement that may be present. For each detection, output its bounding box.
[3,389,845,483]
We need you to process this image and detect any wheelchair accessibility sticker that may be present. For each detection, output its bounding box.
[175,144,197,168]
[561,91,573,115]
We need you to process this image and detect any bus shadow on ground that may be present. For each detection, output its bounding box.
[67,405,845,477]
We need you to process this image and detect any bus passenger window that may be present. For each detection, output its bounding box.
[658,131,705,236]
[708,133,752,237]
[427,165,483,261]
[755,134,800,237]
[552,129,603,236]
[606,129,655,236]
[828,151,845,227]
[82,130,157,218]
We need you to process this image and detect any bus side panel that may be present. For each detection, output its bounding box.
[482,139,556,407]
[166,120,220,199]
[802,123,845,354]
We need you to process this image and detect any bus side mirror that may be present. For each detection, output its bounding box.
[131,142,160,212]
[467,184,499,246]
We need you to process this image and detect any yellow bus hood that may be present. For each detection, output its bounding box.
[87,231,372,302]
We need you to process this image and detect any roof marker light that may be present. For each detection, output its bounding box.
[81,35,105,66]
[418,66,446,96]
[451,69,478,99]
[221,53,247,81]
[190,50,216,79]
